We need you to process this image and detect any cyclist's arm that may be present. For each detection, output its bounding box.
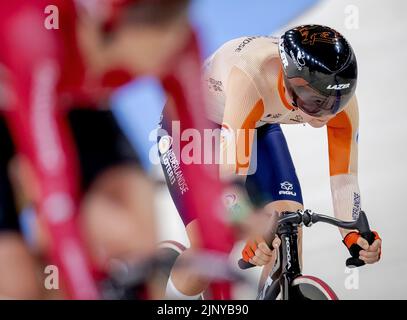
[326,95,361,237]
[221,66,264,179]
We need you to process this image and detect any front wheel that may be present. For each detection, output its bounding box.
[289,275,338,300]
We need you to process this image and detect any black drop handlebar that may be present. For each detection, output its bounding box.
[238,210,375,270]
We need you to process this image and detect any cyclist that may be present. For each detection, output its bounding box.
[160,25,382,299]
[0,0,235,299]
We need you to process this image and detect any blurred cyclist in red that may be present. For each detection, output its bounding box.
[0,0,236,299]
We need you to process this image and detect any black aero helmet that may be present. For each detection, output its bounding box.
[278,24,357,117]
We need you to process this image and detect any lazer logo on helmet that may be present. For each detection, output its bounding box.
[326,83,350,90]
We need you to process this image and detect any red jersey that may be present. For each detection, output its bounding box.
[0,0,234,299]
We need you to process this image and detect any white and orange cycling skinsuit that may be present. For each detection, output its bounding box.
[203,35,361,225]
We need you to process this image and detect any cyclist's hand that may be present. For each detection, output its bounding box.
[241,236,281,266]
[343,231,382,264]
[358,235,382,264]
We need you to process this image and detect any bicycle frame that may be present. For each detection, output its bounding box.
[259,218,302,300]
[278,222,302,299]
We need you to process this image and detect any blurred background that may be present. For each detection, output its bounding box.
[111,0,407,299]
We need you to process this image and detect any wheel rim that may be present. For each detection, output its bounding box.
[291,275,339,300]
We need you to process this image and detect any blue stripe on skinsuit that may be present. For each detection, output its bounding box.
[245,124,303,207]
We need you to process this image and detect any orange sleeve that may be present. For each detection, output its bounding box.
[327,95,359,176]
[220,66,264,179]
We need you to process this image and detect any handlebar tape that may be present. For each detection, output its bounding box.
[238,259,255,269]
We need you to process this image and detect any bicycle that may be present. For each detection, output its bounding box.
[238,210,377,300]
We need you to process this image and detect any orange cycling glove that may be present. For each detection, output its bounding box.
[242,238,263,262]
[343,231,382,260]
